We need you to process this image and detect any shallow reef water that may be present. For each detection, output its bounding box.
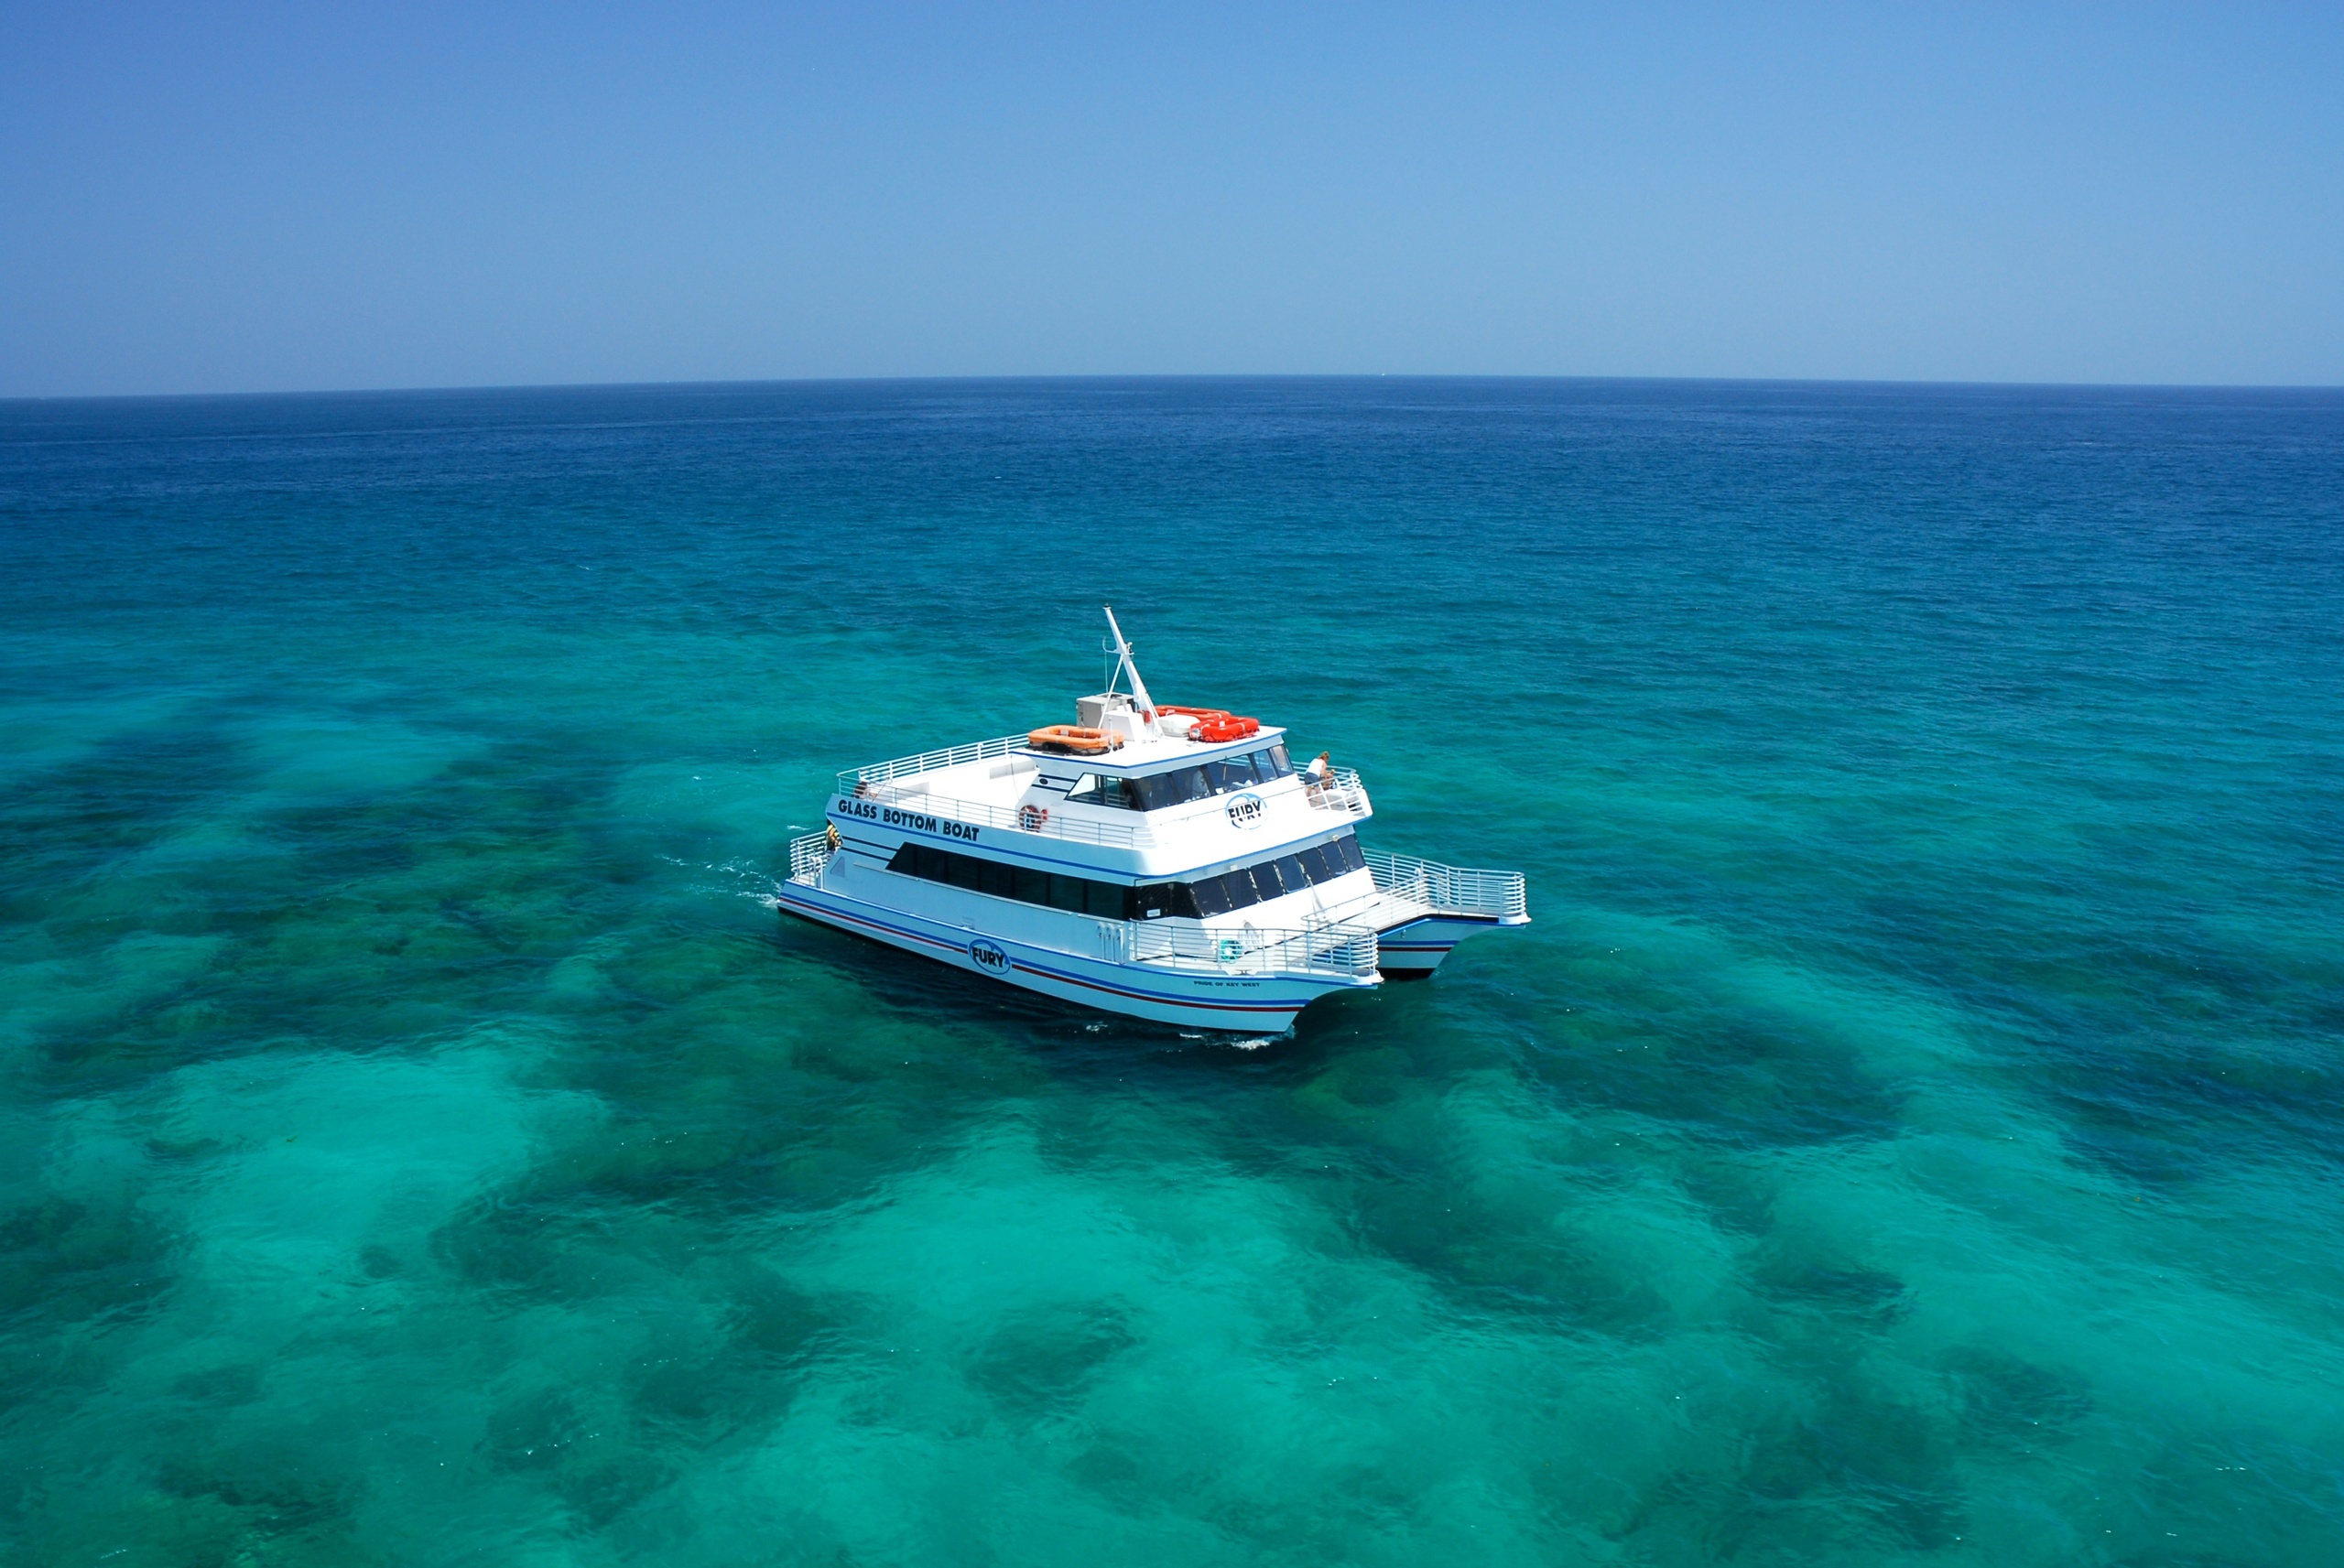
[1,378,2340,1565]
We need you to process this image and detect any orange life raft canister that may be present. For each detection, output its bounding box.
[1027,725,1122,755]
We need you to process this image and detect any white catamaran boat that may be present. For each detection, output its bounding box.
[779,610,1527,1032]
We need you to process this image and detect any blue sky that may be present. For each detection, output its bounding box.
[4,3,2339,395]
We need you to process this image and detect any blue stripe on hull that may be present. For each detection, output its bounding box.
[777,884,1341,1027]
[1373,911,1514,975]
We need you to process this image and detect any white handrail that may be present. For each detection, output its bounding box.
[1115,919,1380,979]
[1304,766,1372,817]
[1363,849,1527,920]
[839,734,1035,791]
[839,784,1154,848]
[787,829,835,882]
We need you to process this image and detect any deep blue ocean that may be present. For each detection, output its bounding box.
[3,378,2340,1566]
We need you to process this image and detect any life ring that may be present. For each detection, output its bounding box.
[1160,706,1259,743]
[1017,803,1049,831]
[1027,725,1121,754]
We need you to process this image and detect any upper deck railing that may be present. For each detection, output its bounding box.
[1364,849,1527,921]
[865,786,1154,848]
[833,741,1373,852]
[838,734,1033,793]
[1304,766,1371,818]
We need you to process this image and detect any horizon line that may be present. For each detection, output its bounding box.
[7,371,2344,407]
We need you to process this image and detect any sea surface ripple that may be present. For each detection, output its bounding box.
[2,378,2340,1565]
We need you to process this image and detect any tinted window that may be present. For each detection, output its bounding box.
[1128,773,1175,811]
[1013,866,1048,903]
[1336,835,1365,872]
[1264,744,1292,776]
[1170,767,1212,805]
[981,860,1015,899]
[1047,874,1087,912]
[1218,754,1256,789]
[1275,854,1308,892]
[947,854,982,891]
[1248,860,1285,899]
[1192,873,1234,916]
[1065,774,1101,803]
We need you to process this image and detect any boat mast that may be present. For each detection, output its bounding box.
[1101,606,1160,734]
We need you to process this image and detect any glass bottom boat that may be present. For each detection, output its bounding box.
[779,611,1527,1032]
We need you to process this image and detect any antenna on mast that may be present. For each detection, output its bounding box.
[1102,606,1159,735]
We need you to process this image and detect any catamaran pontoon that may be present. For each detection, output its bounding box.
[778,610,1527,1031]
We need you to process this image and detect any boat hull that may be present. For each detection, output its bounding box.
[777,880,1373,1032]
[1372,913,1521,978]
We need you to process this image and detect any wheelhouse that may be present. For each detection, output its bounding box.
[1058,743,1297,811]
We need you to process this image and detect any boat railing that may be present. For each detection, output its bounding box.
[1304,766,1371,817]
[838,734,1034,793]
[787,829,835,882]
[841,785,1152,849]
[1364,849,1528,921]
[1118,919,1381,979]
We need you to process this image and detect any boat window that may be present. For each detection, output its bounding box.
[1170,766,1212,805]
[1191,873,1234,916]
[1253,747,1291,779]
[1126,881,1200,920]
[874,833,1365,926]
[1126,773,1175,811]
[1065,774,1139,809]
[1216,754,1257,790]
[886,842,1134,919]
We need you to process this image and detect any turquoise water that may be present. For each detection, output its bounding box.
[3,379,2340,1565]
